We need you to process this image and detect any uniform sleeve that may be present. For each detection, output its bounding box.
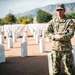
[46,20,54,39]
[60,19,74,41]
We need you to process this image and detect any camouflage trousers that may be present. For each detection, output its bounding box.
[52,50,74,75]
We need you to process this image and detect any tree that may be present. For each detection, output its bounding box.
[28,15,33,23]
[0,18,5,26]
[66,13,75,19]
[17,15,33,24]
[21,19,29,24]
[17,16,25,24]
[37,9,52,23]
[4,13,16,24]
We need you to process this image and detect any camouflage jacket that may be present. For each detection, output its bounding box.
[46,16,74,51]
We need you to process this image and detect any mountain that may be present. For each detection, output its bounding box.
[15,2,75,18]
[15,8,39,17]
[40,2,75,14]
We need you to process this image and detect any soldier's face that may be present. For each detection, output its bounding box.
[56,9,65,18]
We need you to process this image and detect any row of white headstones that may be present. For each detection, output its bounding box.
[0,24,49,63]
[0,24,75,75]
[0,24,26,63]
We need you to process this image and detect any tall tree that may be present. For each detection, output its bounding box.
[37,9,52,23]
[4,13,16,24]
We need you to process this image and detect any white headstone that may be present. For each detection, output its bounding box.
[39,39,45,53]
[25,25,27,31]
[0,35,4,44]
[21,42,28,57]
[1,31,4,35]
[33,31,36,39]
[8,37,13,49]
[73,46,75,67]
[39,30,42,36]
[1,27,4,35]
[16,32,19,38]
[13,33,16,42]
[35,34,39,44]
[42,30,45,38]
[37,28,40,34]
[6,32,9,39]
[48,52,53,75]
[16,26,23,38]
[23,32,27,44]
[0,45,5,63]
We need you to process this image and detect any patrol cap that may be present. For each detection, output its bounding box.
[56,4,65,11]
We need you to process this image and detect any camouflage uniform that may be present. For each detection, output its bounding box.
[46,17,74,75]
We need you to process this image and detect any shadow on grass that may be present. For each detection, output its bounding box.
[0,56,49,75]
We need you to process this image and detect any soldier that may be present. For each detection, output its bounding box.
[46,4,74,75]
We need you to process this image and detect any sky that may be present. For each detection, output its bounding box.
[0,0,75,18]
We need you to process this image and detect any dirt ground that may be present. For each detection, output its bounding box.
[0,27,75,75]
